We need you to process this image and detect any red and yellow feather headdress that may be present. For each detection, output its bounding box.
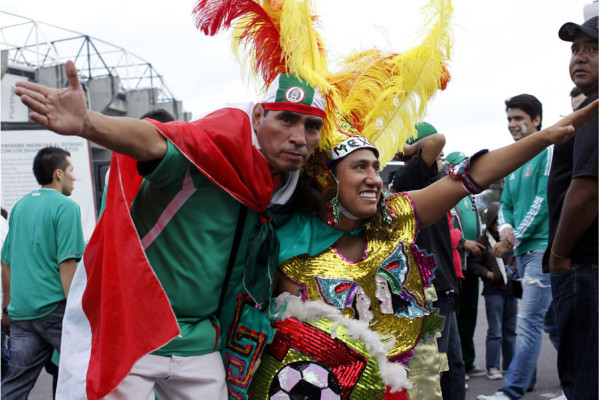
[193,0,341,146]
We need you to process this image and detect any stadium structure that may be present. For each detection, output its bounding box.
[1,12,191,123]
[1,12,191,214]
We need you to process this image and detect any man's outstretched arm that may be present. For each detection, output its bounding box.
[14,60,167,161]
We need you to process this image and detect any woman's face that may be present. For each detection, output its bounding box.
[334,149,382,220]
[375,275,393,314]
[354,286,373,322]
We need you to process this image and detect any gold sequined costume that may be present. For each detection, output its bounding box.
[279,194,436,362]
[247,194,442,399]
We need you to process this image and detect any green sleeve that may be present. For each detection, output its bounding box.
[499,178,514,227]
[512,153,550,241]
[56,200,85,264]
[142,141,196,189]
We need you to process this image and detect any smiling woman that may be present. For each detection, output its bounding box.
[249,121,443,400]
[333,149,383,226]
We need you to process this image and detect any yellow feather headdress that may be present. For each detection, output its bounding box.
[328,0,453,166]
[304,0,453,202]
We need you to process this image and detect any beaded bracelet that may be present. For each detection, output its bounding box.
[448,149,490,194]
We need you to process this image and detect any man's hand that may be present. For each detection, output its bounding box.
[14,60,88,137]
[60,259,78,299]
[464,240,485,257]
[492,241,512,258]
[15,60,166,161]
[550,177,596,273]
[1,313,9,336]
[548,250,572,272]
[500,227,516,246]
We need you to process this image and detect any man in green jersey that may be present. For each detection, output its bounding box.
[1,147,85,399]
[15,54,327,398]
[478,94,554,400]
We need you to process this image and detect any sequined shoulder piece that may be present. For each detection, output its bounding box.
[382,192,418,246]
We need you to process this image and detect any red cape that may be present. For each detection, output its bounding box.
[81,106,273,398]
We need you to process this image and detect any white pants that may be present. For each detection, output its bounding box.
[104,352,227,400]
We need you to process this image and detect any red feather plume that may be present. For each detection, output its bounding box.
[193,0,286,86]
[194,0,257,36]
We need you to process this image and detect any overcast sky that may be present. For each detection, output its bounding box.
[2,0,597,160]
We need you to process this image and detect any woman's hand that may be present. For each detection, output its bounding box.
[541,99,598,145]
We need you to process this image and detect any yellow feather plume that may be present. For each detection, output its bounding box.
[279,1,329,90]
[329,0,453,167]
[279,0,343,146]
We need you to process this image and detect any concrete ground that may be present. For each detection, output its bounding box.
[466,294,563,400]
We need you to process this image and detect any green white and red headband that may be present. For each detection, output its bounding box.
[262,74,326,118]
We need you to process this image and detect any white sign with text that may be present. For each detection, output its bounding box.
[1,129,97,241]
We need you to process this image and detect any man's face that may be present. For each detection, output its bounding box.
[253,105,323,173]
[59,156,75,196]
[569,32,598,96]
[506,108,540,141]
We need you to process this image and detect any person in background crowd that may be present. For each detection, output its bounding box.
[392,122,467,399]
[1,147,85,399]
[445,151,485,380]
[468,202,517,381]
[477,94,554,400]
[546,16,598,400]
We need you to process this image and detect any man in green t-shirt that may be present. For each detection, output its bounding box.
[478,94,554,400]
[1,147,85,399]
[14,57,329,398]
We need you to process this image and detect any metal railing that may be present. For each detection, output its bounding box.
[1,12,177,103]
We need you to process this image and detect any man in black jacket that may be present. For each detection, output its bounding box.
[545,16,598,400]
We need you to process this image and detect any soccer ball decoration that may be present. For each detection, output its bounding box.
[246,296,410,399]
[269,361,342,400]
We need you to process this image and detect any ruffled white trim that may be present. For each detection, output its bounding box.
[274,293,413,392]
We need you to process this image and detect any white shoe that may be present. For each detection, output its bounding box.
[467,366,487,377]
[550,392,566,400]
[486,367,503,380]
[476,391,511,400]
